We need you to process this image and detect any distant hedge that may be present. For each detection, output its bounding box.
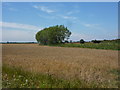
[92,40,102,43]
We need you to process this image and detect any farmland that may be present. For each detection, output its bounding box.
[2,44,119,88]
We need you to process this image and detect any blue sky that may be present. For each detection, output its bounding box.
[1,2,118,42]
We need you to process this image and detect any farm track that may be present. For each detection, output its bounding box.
[2,44,118,87]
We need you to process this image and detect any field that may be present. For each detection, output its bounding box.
[2,44,119,88]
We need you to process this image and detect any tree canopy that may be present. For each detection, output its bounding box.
[80,39,85,44]
[35,25,71,45]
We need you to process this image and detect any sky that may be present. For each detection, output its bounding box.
[1,2,118,42]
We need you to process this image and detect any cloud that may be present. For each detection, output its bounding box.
[0,22,41,31]
[8,8,17,11]
[67,10,80,15]
[67,11,73,15]
[70,32,95,41]
[83,24,99,28]
[33,5,55,13]
[2,29,37,42]
[0,21,1,42]
[1,22,42,41]
[60,15,77,20]
[82,23,103,31]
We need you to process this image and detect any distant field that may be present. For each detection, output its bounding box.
[2,44,119,88]
[49,40,119,50]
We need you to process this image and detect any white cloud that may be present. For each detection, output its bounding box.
[0,22,41,31]
[60,15,77,20]
[8,8,17,11]
[70,32,95,41]
[0,22,1,42]
[33,5,55,13]
[67,10,80,15]
[82,23,103,31]
[67,11,73,15]
[2,29,37,41]
[83,23,99,28]
[0,22,42,41]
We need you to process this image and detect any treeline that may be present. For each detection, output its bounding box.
[1,39,119,44]
[1,42,37,44]
[65,39,120,44]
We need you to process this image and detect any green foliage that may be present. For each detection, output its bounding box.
[110,69,120,76]
[65,40,69,43]
[80,39,85,44]
[91,40,101,43]
[36,25,71,45]
[70,40,72,43]
[48,39,119,50]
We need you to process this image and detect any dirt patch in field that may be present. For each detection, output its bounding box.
[2,44,118,87]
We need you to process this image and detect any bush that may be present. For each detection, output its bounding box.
[80,39,85,44]
[70,40,72,43]
[91,40,101,43]
[65,40,69,43]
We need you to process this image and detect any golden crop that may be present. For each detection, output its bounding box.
[2,44,119,88]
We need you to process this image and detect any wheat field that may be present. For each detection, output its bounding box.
[2,44,119,88]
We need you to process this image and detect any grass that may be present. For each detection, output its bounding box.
[2,65,113,88]
[110,69,120,76]
[109,69,120,88]
[46,40,120,50]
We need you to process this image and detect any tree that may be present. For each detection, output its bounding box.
[70,40,72,43]
[80,39,85,44]
[65,40,69,43]
[36,25,71,45]
[91,40,101,43]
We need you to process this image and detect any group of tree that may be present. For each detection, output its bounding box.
[35,25,104,45]
[91,40,102,43]
[36,25,71,45]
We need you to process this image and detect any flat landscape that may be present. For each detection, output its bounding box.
[2,44,119,88]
